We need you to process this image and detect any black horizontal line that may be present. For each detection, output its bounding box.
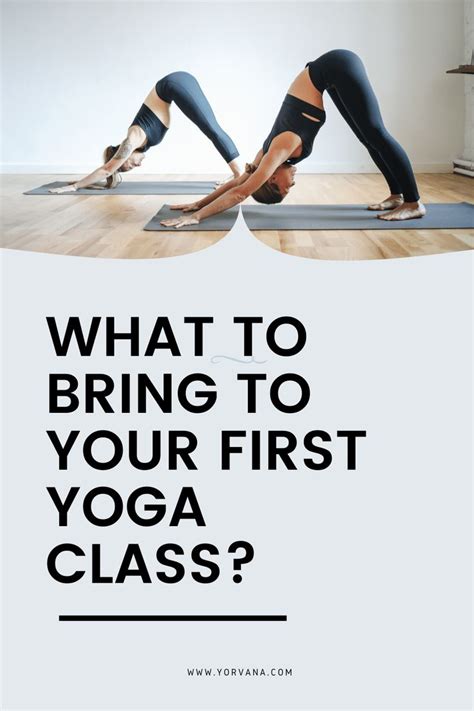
[59,614,287,622]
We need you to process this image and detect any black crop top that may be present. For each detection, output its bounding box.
[130,103,168,151]
[262,94,326,164]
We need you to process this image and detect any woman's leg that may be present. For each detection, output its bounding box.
[327,51,424,219]
[326,86,403,210]
[156,72,240,171]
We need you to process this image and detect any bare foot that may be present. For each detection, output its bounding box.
[377,201,426,221]
[367,194,403,211]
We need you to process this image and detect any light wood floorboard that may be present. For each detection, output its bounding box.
[1,173,472,260]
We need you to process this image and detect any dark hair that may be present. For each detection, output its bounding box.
[245,162,284,205]
[251,180,284,204]
[102,144,146,189]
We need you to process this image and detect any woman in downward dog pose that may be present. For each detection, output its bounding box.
[162,50,424,228]
[50,71,241,192]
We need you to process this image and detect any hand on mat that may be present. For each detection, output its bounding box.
[160,215,200,229]
[49,184,77,194]
[169,202,200,212]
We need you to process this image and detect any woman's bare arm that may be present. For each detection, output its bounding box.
[170,172,251,212]
[196,154,283,220]
[169,149,270,214]
[49,127,145,193]
[161,138,295,228]
[250,148,264,168]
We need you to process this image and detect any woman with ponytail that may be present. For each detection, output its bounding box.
[49,71,242,193]
[163,50,424,228]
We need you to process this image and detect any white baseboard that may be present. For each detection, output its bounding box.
[297,161,454,174]
[0,162,454,174]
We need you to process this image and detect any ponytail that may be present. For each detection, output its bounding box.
[103,145,122,189]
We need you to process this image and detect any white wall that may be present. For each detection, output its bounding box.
[1,0,466,174]
[462,0,473,161]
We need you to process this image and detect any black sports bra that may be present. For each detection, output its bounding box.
[130,103,168,152]
[262,94,326,164]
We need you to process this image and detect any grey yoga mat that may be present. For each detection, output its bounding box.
[24,181,216,196]
[145,202,474,231]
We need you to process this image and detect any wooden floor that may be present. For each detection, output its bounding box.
[1,173,472,260]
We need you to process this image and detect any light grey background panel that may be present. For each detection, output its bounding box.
[2,218,472,709]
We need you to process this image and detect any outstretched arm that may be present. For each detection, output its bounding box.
[170,172,251,212]
[249,148,264,168]
[169,148,268,213]
[161,142,293,228]
[49,127,145,193]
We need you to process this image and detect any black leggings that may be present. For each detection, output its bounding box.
[307,50,420,202]
[155,72,239,164]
